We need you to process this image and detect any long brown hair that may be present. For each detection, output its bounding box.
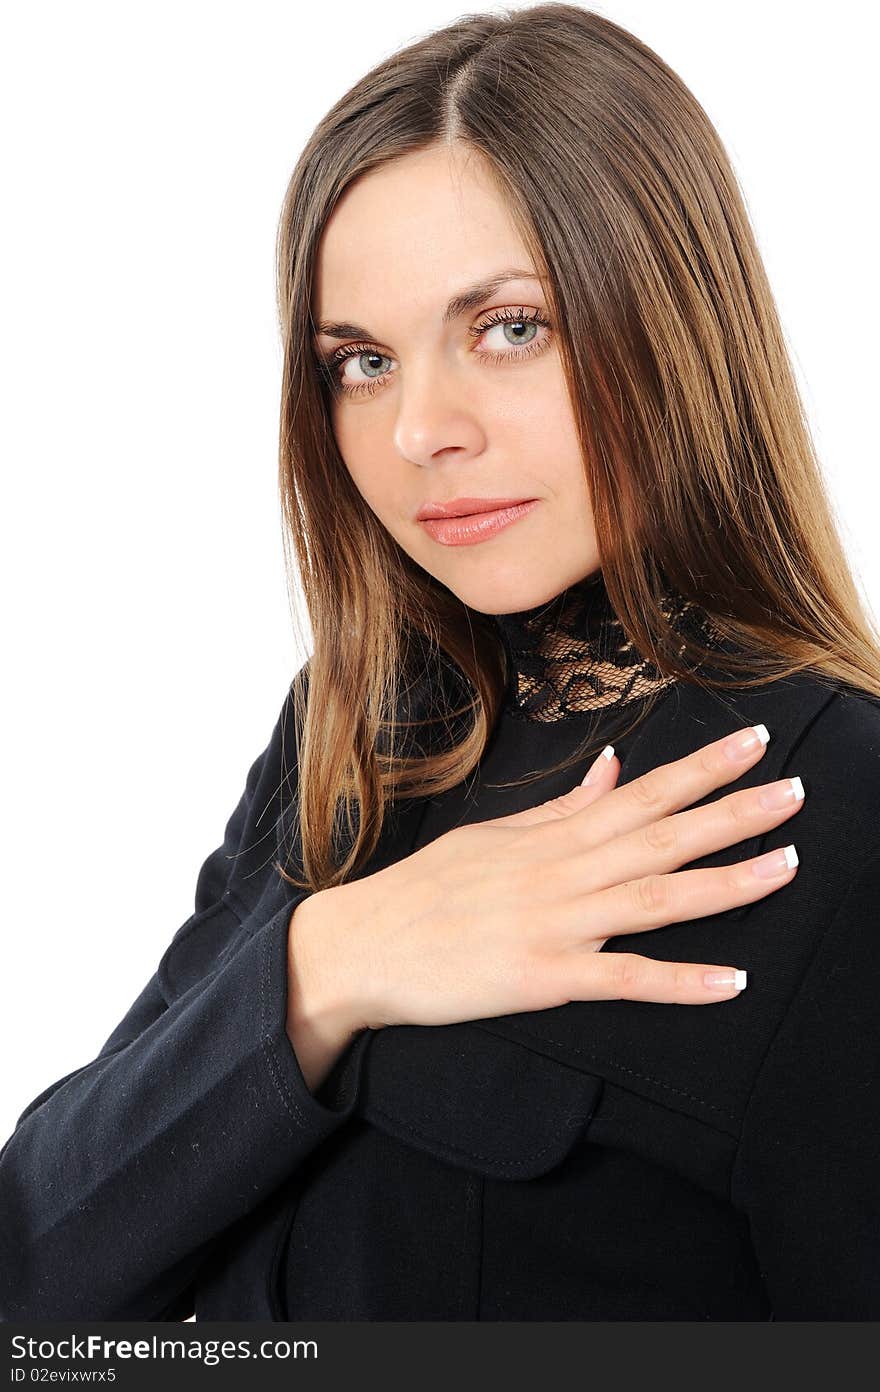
[272,2,880,893]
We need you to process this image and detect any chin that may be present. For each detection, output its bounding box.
[456,578,566,617]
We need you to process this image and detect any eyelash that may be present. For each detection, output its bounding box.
[315,306,553,399]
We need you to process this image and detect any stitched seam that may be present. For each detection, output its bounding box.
[179,897,240,946]
[585,1089,737,1143]
[365,1099,578,1170]
[472,1022,739,1126]
[160,898,246,999]
[259,913,308,1131]
[223,885,253,923]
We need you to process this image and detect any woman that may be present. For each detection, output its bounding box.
[2,4,878,1321]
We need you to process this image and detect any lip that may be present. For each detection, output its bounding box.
[416,496,536,521]
[418,499,540,547]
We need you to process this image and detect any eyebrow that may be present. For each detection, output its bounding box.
[313,267,547,342]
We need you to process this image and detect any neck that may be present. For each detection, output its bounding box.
[489,570,716,721]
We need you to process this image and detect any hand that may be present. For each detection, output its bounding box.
[303,724,803,1030]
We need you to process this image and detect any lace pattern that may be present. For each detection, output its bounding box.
[492,573,723,722]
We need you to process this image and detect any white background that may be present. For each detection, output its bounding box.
[1,0,877,1138]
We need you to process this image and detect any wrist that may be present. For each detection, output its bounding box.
[286,886,369,1038]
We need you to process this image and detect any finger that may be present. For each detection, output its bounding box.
[573,846,798,942]
[574,775,805,895]
[567,723,771,848]
[569,951,749,1004]
[485,747,620,829]
[580,743,618,787]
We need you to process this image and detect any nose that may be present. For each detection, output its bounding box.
[392,361,486,469]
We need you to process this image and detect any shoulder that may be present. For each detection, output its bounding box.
[638,664,880,894]
[815,679,880,735]
[741,672,880,904]
[693,660,880,792]
[791,677,880,807]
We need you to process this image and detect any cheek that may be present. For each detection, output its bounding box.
[521,363,586,474]
[494,356,576,439]
[337,438,401,527]
[332,416,378,495]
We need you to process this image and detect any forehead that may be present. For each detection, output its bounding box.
[313,145,536,317]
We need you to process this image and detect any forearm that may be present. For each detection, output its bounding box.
[1,905,366,1320]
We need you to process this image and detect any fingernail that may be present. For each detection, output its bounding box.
[581,744,615,786]
[724,724,770,762]
[751,844,798,878]
[758,776,805,811]
[704,969,748,992]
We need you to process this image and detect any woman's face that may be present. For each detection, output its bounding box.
[312,141,600,615]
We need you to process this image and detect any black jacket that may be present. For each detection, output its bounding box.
[2,658,879,1321]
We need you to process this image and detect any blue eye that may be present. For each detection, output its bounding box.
[469,307,549,346]
[317,306,552,399]
[481,317,539,349]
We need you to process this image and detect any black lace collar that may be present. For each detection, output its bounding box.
[491,570,721,721]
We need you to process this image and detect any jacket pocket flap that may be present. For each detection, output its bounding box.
[355,1020,603,1180]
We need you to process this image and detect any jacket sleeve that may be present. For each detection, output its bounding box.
[0,672,374,1321]
[731,841,880,1318]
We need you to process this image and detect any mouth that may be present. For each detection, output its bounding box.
[416,496,537,521]
[417,498,541,548]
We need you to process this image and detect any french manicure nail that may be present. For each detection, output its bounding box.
[751,844,799,878]
[724,724,770,762]
[581,744,615,786]
[758,777,805,811]
[704,969,748,992]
